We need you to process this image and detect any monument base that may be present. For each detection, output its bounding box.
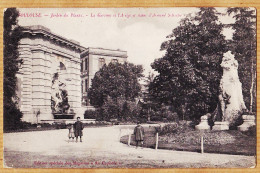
[53,113,75,119]
[212,121,229,131]
[195,115,210,130]
[238,115,255,132]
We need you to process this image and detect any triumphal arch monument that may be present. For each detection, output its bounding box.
[17,25,86,123]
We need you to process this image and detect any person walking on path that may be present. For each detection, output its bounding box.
[133,122,145,148]
[74,117,84,142]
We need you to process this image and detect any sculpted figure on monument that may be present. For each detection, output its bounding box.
[51,73,70,113]
[212,86,230,121]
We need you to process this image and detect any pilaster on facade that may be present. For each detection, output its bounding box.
[18,45,33,122]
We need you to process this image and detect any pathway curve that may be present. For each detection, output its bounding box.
[3,125,255,168]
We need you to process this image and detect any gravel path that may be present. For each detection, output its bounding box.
[3,125,256,168]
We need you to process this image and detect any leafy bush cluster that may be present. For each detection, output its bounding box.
[159,123,178,135]
[84,110,98,119]
[149,105,179,122]
[242,125,256,137]
[100,97,142,122]
[159,121,195,136]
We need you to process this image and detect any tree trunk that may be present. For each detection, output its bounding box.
[148,106,151,121]
[249,59,255,113]
[182,102,187,121]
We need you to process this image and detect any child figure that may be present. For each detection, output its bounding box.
[68,123,75,142]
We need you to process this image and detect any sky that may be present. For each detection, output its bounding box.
[17,8,235,77]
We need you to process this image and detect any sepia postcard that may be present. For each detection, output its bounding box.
[3,7,256,169]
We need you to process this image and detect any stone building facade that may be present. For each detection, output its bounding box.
[16,25,128,123]
[80,47,128,106]
[17,25,86,123]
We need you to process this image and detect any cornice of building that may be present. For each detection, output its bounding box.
[81,47,128,58]
[21,25,87,53]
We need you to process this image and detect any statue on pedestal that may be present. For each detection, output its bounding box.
[212,51,247,128]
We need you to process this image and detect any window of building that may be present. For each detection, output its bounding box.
[85,58,88,71]
[85,79,88,92]
[99,58,105,69]
[81,80,83,94]
[81,61,83,72]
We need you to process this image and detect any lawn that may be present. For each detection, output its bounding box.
[120,123,256,156]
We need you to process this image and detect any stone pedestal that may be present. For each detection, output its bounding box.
[238,115,255,131]
[195,115,210,130]
[212,121,229,131]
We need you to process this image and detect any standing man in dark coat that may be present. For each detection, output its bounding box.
[74,117,84,142]
[133,122,145,148]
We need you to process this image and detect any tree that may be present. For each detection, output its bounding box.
[140,72,156,121]
[150,8,227,121]
[4,8,23,130]
[88,62,144,121]
[227,8,256,113]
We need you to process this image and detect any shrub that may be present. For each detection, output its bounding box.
[41,123,53,128]
[229,115,243,130]
[84,110,97,119]
[19,121,36,129]
[159,121,195,135]
[242,125,256,137]
[136,117,147,123]
[166,112,179,122]
[150,115,163,121]
[54,121,66,129]
[4,105,23,131]
[148,105,180,123]
[159,123,178,135]
[175,121,195,133]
